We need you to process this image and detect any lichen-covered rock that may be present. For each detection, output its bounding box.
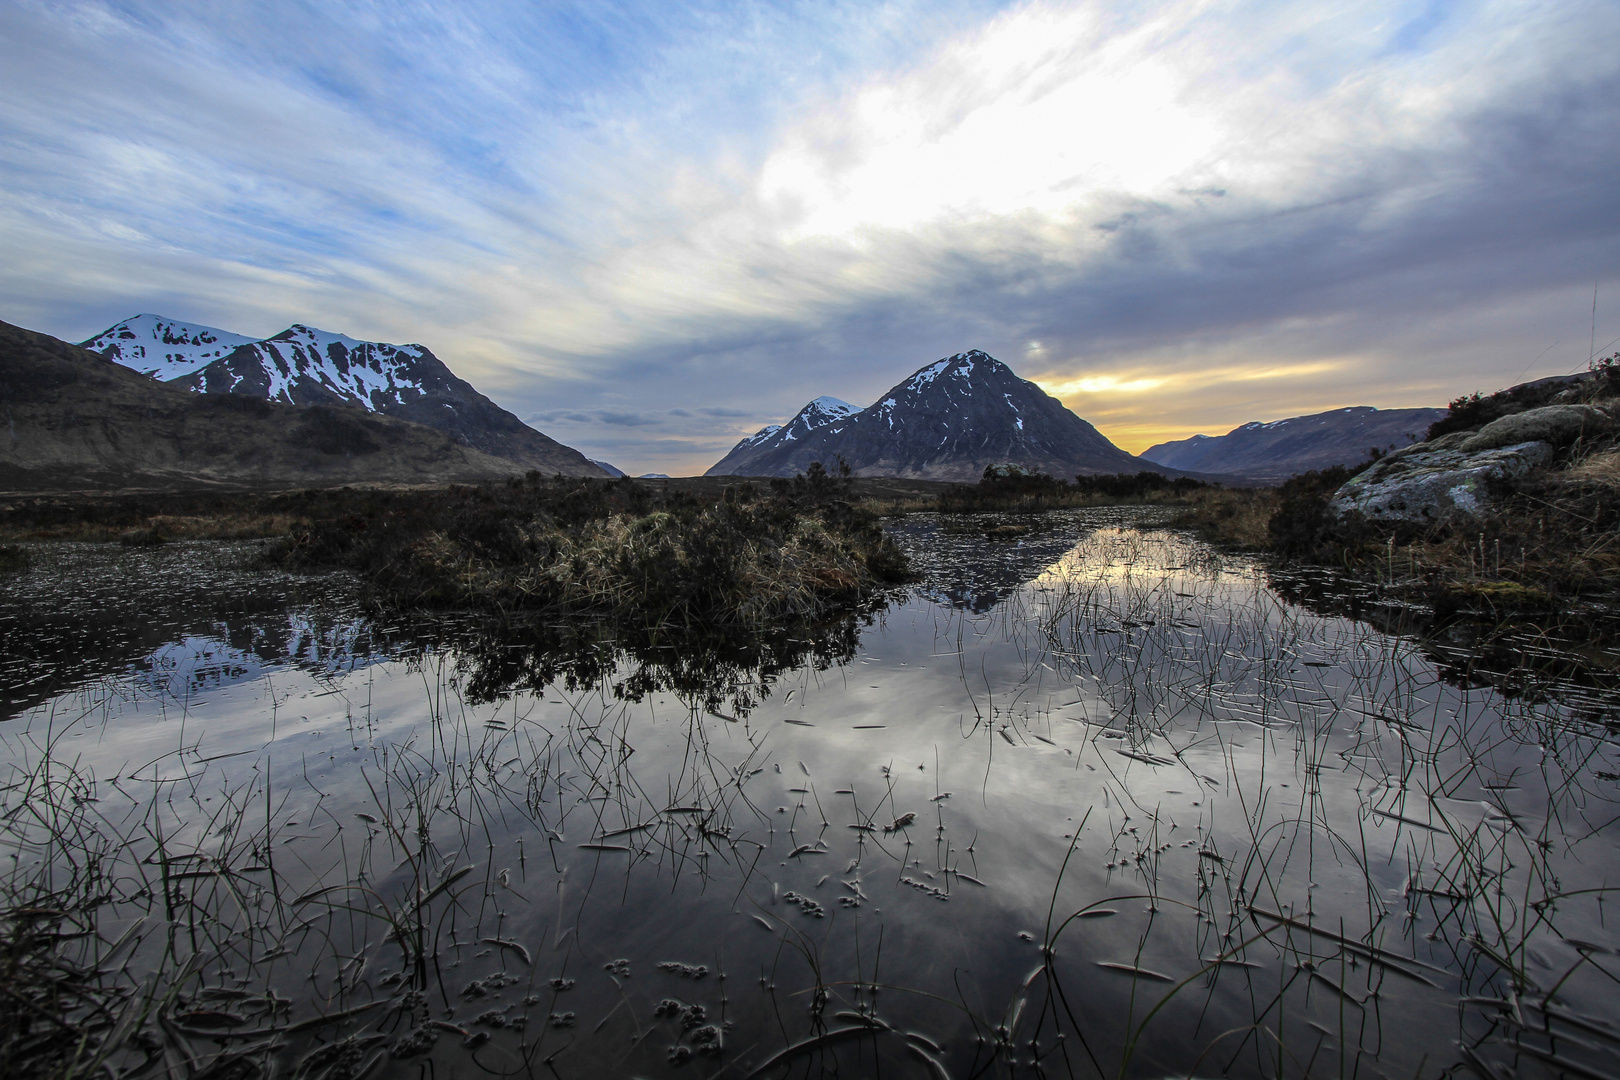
[1329,440,1554,524]
[1459,404,1610,452]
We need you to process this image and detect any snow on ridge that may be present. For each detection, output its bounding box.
[83,314,450,413]
[83,314,258,381]
[226,324,440,411]
[741,424,782,447]
[909,360,950,388]
[804,396,857,416]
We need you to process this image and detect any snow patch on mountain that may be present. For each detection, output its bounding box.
[81,314,258,381]
[223,324,437,410]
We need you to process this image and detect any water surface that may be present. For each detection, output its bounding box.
[3,509,1616,1079]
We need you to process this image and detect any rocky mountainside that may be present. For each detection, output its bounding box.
[706,396,858,475]
[81,315,605,476]
[1141,406,1446,480]
[706,352,1146,481]
[1,320,537,492]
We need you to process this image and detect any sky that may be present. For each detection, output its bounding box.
[3,0,1618,475]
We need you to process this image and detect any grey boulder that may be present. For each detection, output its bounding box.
[1329,439,1554,524]
[1459,404,1610,452]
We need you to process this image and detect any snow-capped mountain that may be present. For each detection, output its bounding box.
[176,324,446,409]
[81,314,258,381]
[706,351,1145,481]
[707,396,857,475]
[589,458,627,478]
[1141,405,1445,479]
[80,315,606,476]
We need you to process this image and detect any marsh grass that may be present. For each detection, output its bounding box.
[936,469,1211,516]
[262,467,910,634]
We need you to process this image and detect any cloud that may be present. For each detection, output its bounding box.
[2,0,1618,473]
[596,411,662,427]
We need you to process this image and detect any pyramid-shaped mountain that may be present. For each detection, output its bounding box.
[82,315,605,476]
[706,351,1146,481]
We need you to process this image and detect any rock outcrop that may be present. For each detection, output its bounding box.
[1458,404,1610,452]
[1329,403,1612,525]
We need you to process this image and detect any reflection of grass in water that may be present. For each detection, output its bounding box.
[1006,527,1620,1079]
[4,522,1619,1079]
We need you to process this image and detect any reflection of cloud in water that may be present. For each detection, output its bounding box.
[131,613,377,700]
[891,506,1179,611]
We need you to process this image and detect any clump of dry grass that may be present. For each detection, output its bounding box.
[1169,487,1279,548]
[1563,446,1620,486]
[266,466,911,632]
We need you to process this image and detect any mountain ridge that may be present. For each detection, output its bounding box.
[81,314,605,477]
[0,320,542,492]
[1141,405,1446,479]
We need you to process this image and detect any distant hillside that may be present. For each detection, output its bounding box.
[706,352,1146,481]
[0,320,535,492]
[1141,406,1446,480]
[82,314,605,476]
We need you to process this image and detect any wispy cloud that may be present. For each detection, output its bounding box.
[2,0,1617,472]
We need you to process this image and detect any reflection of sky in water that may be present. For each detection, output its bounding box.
[2,516,1616,1080]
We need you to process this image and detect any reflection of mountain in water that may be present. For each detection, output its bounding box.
[132,613,376,699]
[1,538,882,721]
[0,540,370,719]
[890,507,1178,612]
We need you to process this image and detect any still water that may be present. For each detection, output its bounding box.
[3,508,1617,1079]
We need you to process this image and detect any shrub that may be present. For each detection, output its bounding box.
[0,544,29,572]
[1266,465,1362,558]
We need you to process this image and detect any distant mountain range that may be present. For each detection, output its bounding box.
[707,351,1146,481]
[82,314,604,476]
[0,320,548,492]
[1141,406,1446,480]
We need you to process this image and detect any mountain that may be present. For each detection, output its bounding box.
[81,315,605,477]
[589,459,627,478]
[705,351,1145,481]
[706,396,858,476]
[81,314,259,380]
[0,320,539,492]
[1141,405,1447,480]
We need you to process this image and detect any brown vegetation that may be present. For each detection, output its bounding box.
[262,463,910,632]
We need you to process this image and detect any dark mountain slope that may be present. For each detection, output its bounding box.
[0,320,535,492]
[707,351,1146,481]
[1141,406,1445,480]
